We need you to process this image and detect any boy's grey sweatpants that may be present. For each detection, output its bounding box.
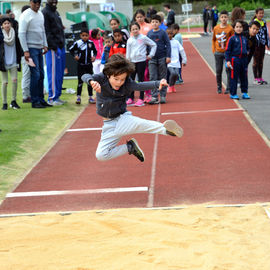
[96,111,167,161]
[148,57,168,98]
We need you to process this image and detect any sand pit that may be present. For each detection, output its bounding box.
[1,204,270,270]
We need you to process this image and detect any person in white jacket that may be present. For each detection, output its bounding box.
[166,27,187,93]
[126,22,157,107]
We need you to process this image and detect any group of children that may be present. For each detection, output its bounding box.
[69,11,187,106]
[212,7,269,100]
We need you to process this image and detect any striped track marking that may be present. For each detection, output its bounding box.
[6,187,148,198]
[162,108,244,116]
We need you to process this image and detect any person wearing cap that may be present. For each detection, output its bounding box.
[18,0,50,108]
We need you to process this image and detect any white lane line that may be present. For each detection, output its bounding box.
[147,104,161,208]
[162,108,244,116]
[6,187,148,198]
[66,127,102,132]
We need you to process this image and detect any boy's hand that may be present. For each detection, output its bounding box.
[90,80,101,93]
[74,55,80,61]
[159,79,168,90]
[166,57,171,64]
[227,61,233,69]
[91,56,96,62]
[147,55,152,60]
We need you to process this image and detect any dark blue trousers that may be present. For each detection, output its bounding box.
[230,56,248,95]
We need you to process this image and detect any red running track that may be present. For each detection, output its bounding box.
[1,40,270,215]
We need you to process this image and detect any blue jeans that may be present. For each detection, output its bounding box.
[29,48,44,104]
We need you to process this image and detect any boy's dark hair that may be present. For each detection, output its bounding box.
[80,28,89,35]
[150,14,162,23]
[249,20,261,29]
[110,18,120,24]
[113,28,123,35]
[220,10,228,16]
[129,21,140,31]
[104,35,113,41]
[172,23,180,31]
[21,5,30,13]
[232,19,244,29]
[163,4,170,9]
[91,28,99,39]
[103,54,135,77]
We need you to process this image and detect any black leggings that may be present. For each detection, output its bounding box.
[129,61,147,100]
[253,44,265,79]
[77,64,93,96]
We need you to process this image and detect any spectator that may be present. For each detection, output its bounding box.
[147,14,171,104]
[19,0,49,109]
[211,5,219,29]
[0,17,22,110]
[101,35,113,65]
[231,7,249,38]
[20,5,31,103]
[133,9,152,35]
[247,21,260,64]
[163,4,175,27]
[42,0,66,106]
[251,7,270,85]
[203,5,210,35]
[109,29,126,57]
[126,22,156,107]
[156,12,167,31]
[166,27,187,93]
[147,6,157,19]
[212,10,234,94]
[89,28,104,74]
[69,28,97,105]
[225,20,249,100]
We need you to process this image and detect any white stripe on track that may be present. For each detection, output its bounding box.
[162,108,244,116]
[147,103,161,208]
[66,128,102,132]
[6,187,148,198]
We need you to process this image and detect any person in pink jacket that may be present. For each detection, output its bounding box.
[89,28,104,73]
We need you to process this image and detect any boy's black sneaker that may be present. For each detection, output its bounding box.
[217,89,222,94]
[163,120,184,138]
[127,138,145,162]
[2,103,7,110]
[32,102,46,108]
[10,100,20,109]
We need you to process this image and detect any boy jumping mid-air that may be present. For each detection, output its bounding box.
[82,54,183,162]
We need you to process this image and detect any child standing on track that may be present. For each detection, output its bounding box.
[251,8,270,85]
[166,27,187,93]
[69,28,97,105]
[147,14,171,104]
[225,20,249,100]
[126,22,157,107]
[82,54,183,162]
[212,10,234,94]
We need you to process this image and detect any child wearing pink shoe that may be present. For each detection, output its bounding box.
[166,27,187,93]
[126,22,157,106]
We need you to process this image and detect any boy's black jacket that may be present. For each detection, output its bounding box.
[69,39,97,65]
[82,73,160,119]
[42,3,65,50]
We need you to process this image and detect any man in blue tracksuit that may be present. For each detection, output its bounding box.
[42,0,65,105]
[225,20,249,100]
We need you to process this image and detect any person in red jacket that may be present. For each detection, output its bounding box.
[109,29,126,57]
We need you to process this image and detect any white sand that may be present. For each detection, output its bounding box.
[1,204,270,270]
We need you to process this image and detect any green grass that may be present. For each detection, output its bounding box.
[0,72,89,201]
